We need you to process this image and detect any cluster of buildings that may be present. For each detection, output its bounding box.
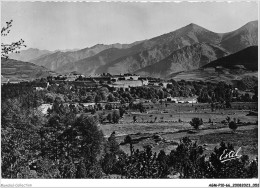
[2,72,172,91]
[48,73,153,90]
[3,72,198,116]
[166,96,198,104]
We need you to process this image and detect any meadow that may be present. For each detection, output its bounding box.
[99,102,258,159]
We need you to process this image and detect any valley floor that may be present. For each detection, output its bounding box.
[99,102,258,159]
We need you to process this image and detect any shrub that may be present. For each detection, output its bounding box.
[190,118,203,130]
[124,135,134,156]
[107,113,112,123]
[112,110,120,124]
[221,120,226,124]
[123,146,170,178]
[101,132,121,175]
[133,116,137,123]
[229,121,238,133]
[119,107,125,118]
[167,137,207,178]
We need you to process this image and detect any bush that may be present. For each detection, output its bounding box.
[190,118,203,130]
[123,146,170,178]
[229,121,238,133]
[167,137,207,178]
[221,120,226,124]
[133,116,137,123]
[107,113,112,123]
[101,132,121,175]
[119,107,125,118]
[112,110,120,124]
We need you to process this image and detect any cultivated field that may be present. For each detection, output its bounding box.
[99,102,258,159]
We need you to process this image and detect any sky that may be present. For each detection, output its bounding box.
[1,1,258,51]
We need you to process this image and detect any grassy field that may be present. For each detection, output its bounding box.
[99,102,258,159]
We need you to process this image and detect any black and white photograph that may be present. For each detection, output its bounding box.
[1,0,259,187]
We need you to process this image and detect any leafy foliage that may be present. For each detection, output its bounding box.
[112,110,120,124]
[123,146,169,178]
[1,99,43,178]
[168,137,208,178]
[208,142,257,178]
[1,20,26,58]
[1,93,104,178]
[228,121,238,133]
[101,132,123,175]
[189,118,203,130]
[100,137,258,179]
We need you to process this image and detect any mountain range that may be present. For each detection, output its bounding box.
[31,41,144,71]
[8,48,52,62]
[135,42,229,78]
[7,20,258,78]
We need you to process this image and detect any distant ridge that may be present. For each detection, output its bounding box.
[203,46,258,71]
[8,48,52,62]
[31,41,144,71]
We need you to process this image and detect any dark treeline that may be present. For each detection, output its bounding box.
[2,79,258,106]
[102,135,258,178]
[2,97,104,178]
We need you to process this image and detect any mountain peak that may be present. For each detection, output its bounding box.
[243,20,258,29]
[247,20,258,25]
[188,23,199,27]
[92,44,105,48]
[169,22,211,37]
[184,23,205,31]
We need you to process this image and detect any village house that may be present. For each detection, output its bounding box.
[107,101,121,109]
[177,97,198,104]
[111,74,140,82]
[166,97,178,103]
[186,97,198,104]
[160,82,172,88]
[81,102,96,108]
[1,76,9,85]
[34,82,49,91]
[38,103,53,115]
[108,80,147,90]
[166,96,198,104]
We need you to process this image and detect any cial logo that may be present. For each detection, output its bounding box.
[219,147,242,163]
